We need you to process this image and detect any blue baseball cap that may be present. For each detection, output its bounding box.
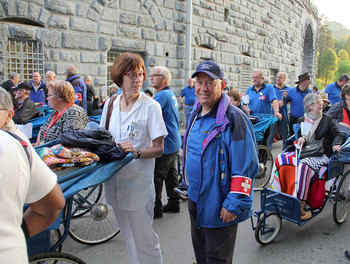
[191,60,225,80]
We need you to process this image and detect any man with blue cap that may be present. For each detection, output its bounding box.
[182,60,259,264]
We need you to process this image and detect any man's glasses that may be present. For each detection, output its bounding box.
[0,108,8,111]
[124,72,146,80]
[149,74,164,78]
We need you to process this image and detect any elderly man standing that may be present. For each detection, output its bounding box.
[267,72,290,149]
[180,77,197,127]
[150,66,182,219]
[29,72,46,104]
[183,60,258,264]
[45,71,56,82]
[284,72,313,135]
[65,64,87,112]
[84,75,98,116]
[325,73,350,105]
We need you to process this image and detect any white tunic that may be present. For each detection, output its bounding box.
[100,93,168,211]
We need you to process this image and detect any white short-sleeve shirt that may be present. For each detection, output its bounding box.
[100,93,168,210]
[0,131,57,263]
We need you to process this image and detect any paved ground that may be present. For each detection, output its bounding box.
[60,141,350,264]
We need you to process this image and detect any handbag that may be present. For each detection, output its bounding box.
[299,140,324,159]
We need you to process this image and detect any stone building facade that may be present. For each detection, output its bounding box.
[0,0,318,101]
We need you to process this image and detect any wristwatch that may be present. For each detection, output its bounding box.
[135,148,141,159]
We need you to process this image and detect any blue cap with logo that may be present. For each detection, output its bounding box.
[191,60,224,80]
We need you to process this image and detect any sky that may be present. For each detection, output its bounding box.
[314,0,350,30]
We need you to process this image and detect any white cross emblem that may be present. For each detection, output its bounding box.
[241,179,250,192]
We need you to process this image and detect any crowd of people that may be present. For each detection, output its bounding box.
[1,55,350,263]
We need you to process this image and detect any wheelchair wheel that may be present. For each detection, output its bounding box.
[254,145,273,189]
[69,185,120,245]
[29,252,86,264]
[72,185,103,218]
[50,229,62,252]
[255,212,282,245]
[333,170,350,224]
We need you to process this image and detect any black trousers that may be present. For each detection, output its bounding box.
[154,152,179,211]
[188,199,238,264]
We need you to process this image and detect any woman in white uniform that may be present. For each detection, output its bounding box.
[100,52,167,264]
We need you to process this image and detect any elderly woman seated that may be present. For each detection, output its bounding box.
[275,93,344,220]
[34,80,89,146]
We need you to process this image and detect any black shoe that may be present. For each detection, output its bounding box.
[345,250,350,261]
[163,205,180,213]
[154,208,163,219]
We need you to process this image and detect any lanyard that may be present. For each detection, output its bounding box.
[43,103,72,139]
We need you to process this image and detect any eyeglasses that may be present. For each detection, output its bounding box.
[0,108,8,111]
[124,72,146,80]
[149,74,164,78]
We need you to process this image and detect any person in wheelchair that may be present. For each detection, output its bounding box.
[295,93,343,220]
[33,80,89,146]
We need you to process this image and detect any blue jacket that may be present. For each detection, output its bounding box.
[29,80,46,104]
[182,93,259,228]
[66,75,87,112]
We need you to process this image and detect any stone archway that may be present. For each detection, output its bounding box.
[302,24,314,75]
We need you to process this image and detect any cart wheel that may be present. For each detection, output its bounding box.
[72,185,103,218]
[69,185,120,245]
[333,170,350,224]
[254,145,273,189]
[255,212,282,245]
[29,252,86,264]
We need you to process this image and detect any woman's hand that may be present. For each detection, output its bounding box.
[333,144,341,153]
[298,137,305,146]
[118,140,134,154]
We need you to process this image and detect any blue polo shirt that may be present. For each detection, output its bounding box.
[185,107,216,203]
[325,81,341,105]
[246,83,277,114]
[181,86,197,105]
[285,86,312,118]
[273,84,290,115]
[154,86,181,154]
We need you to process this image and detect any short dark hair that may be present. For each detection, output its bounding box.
[144,89,153,97]
[339,73,350,82]
[111,52,146,87]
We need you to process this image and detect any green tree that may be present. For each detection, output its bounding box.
[316,20,335,78]
[319,48,338,85]
[335,60,350,81]
[345,36,350,55]
[338,49,349,61]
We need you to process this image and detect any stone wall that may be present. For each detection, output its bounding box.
[0,0,318,98]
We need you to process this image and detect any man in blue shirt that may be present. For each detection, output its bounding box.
[267,72,290,149]
[245,71,281,145]
[325,73,350,105]
[180,77,197,127]
[29,72,46,104]
[151,66,182,219]
[284,72,313,135]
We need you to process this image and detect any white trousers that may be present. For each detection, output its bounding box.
[113,201,163,264]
